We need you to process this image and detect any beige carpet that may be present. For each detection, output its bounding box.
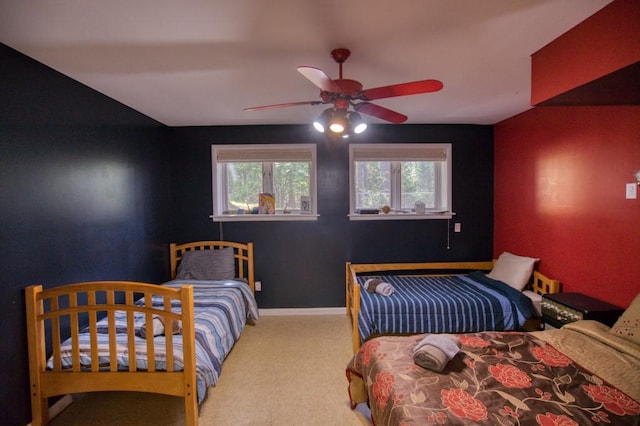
[49,315,370,425]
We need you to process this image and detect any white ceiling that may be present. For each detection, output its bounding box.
[1,0,612,127]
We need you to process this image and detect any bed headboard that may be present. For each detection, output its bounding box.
[530,270,560,295]
[170,241,255,293]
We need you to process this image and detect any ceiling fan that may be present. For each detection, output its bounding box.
[244,48,443,134]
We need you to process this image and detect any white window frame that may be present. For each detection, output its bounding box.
[211,144,318,222]
[348,143,453,221]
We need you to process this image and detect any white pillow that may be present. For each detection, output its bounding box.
[487,252,539,291]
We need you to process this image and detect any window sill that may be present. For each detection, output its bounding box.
[349,211,453,221]
[210,214,319,222]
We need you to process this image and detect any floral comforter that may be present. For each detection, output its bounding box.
[347,329,640,425]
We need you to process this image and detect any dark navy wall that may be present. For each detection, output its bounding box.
[0,45,170,425]
[168,124,494,309]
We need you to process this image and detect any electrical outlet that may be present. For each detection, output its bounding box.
[626,183,637,199]
[255,281,262,291]
[454,222,461,233]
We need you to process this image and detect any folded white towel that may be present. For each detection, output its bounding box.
[364,278,395,296]
[413,334,461,371]
[415,334,461,358]
[375,282,395,296]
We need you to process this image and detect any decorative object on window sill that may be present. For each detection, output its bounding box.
[300,196,312,214]
[244,48,443,138]
[258,193,275,214]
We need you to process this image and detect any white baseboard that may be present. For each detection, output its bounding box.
[26,394,73,426]
[259,307,345,316]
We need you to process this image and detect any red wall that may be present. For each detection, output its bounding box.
[494,105,640,308]
[531,0,640,104]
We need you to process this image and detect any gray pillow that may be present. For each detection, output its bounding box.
[175,247,235,280]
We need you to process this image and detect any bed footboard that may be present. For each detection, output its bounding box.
[25,281,198,426]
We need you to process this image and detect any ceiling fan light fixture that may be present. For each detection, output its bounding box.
[329,122,345,133]
[349,111,367,134]
[313,108,334,133]
[313,107,368,136]
[354,123,367,134]
[328,109,348,133]
[313,121,325,133]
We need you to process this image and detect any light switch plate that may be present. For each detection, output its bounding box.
[626,183,637,199]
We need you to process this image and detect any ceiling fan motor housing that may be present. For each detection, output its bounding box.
[330,48,351,64]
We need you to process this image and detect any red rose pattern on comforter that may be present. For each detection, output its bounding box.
[346,332,640,425]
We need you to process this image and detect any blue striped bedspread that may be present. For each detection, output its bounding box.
[46,280,258,403]
[357,272,536,343]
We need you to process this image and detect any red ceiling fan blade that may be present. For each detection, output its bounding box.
[297,66,343,93]
[361,79,443,101]
[244,100,322,111]
[354,102,408,124]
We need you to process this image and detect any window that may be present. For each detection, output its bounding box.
[211,144,317,221]
[349,143,452,220]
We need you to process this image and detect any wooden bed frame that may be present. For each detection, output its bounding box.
[345,261,561,353]
[26,240,254,426]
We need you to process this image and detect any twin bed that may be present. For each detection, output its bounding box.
[26,241,257,426]
[346,256,561,353]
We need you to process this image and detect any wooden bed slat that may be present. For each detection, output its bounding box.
[50,297,61,372]
[106,290,118,372]
[144,291,155,373]
[89,291,99,372]
[126,291,136,373]
[69,293,80,373]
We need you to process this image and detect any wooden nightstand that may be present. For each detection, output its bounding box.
[541,292,624,329]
